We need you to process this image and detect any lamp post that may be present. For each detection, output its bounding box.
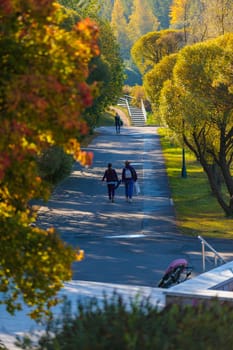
[181,119,187,178]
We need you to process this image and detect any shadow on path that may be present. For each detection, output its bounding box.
[36,126,233,286]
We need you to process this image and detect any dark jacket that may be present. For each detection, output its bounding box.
[102,168,118,183]
[115,115,121,126]
[122,165,137,182]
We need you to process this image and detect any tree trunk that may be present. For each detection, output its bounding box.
[185,132,233,217]
[211,162,222,193]
[204,162,233,217]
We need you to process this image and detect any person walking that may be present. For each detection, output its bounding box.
[102,163,119,202]
[122,160,137,202]
[114,113,121,134]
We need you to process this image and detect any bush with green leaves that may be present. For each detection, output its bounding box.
[37,146,74,185]
[15,293,233,349]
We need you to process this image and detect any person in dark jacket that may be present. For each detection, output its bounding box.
[122,160,137,202]
[102,163,119,202]
[114,113,121,134]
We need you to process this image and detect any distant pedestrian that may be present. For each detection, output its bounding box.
[115,113,121,134]
[122,160,137,202]
[102,163,119,202]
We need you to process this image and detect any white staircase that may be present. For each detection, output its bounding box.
[128,106,145,126]
[117,96,146,126]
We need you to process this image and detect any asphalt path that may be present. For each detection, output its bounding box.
[37,126,233,287]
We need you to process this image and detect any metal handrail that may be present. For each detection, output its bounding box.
[141,99,147,122]
[198,235,226,272]
[125,98,132,118]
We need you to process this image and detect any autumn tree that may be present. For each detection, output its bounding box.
[159,34,233,216]
[0,0,99,318]
[131,29,185,74]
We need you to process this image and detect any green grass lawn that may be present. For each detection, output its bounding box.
[158,128,233,239]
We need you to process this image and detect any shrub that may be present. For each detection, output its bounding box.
[16,294,233,349]
[37,146,74,185]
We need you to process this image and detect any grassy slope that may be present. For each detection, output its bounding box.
[158,128,233,239]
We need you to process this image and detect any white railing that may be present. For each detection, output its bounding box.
[125,98,132,118]
[141,99,147,122]
[198,235,226,272]
[117,96,146,124]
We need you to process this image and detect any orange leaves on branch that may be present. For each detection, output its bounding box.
[66,138,93,167]
[66,138,81,154]
[10,119,33,138]
[78,82,94,107]
[74,18,100,58]
[47,75,66,94]
[78,151,93,167]
[76,120,89,136]
[75,249,85,262]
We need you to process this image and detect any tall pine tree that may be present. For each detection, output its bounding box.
[128,0,159,44]
[111,0,131,58]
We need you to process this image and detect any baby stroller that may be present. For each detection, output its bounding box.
[157,258,192,288]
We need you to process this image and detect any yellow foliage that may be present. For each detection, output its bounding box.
[75,249,85,261]
[170,0,189,25]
